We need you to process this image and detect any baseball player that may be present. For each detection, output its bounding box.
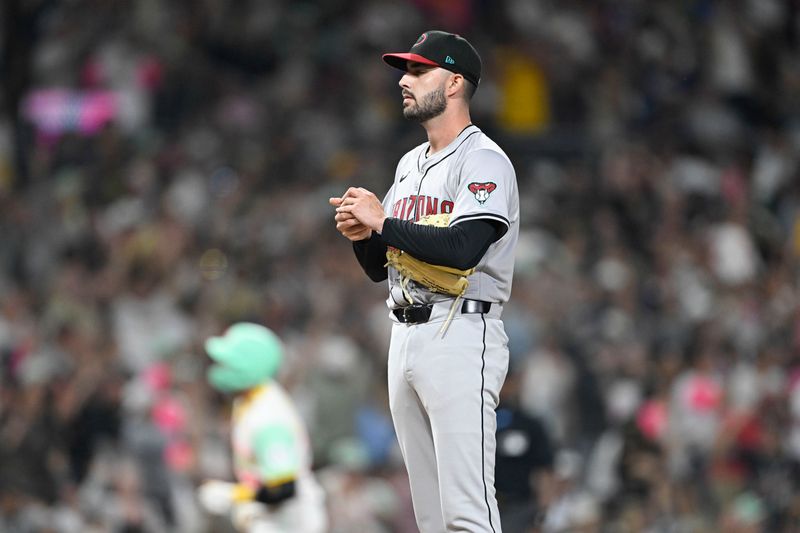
[330,30,519,532]
[197,322,327,533]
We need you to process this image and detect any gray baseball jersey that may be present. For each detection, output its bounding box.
[381,124,518,532]
[381,124,519,309]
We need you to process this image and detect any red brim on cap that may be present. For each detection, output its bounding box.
[382,53,440,72]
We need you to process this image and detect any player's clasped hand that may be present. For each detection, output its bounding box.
[329,195,371,241]
[329,187,387,241]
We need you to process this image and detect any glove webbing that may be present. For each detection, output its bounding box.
[396,274,462,336]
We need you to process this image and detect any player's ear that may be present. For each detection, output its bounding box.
[445,73,464,98]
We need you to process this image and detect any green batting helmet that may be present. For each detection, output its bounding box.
[204,322,283,392]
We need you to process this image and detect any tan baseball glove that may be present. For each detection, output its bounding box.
[384,214,474,299]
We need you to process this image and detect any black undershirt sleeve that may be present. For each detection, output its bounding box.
[380,218,503,270]
[352,233,389,282]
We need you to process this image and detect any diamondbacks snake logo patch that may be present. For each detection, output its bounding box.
[468,182,497,204]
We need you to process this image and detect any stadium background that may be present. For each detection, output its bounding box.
[1,0,799,531]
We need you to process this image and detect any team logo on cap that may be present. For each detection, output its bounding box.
[414,33,428,46]
[468,182,497,204]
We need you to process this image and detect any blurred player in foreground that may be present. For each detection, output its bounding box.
[197,322,327,532]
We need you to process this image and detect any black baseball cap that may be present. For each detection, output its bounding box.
[382,30,482,87]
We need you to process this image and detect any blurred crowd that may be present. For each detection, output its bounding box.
[1,0,799,532]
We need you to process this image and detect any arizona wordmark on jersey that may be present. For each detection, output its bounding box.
[382,124,519,307]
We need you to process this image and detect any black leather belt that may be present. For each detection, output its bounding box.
[392,300,492,324]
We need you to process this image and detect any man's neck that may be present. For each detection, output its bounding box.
[423,108,472,155]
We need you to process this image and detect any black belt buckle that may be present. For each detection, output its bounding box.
[461,299,492,314]
[394,304,433,324]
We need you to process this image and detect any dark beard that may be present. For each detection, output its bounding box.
[403,86,447,123]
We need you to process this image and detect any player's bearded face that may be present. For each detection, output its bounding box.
[403,83,447,123]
